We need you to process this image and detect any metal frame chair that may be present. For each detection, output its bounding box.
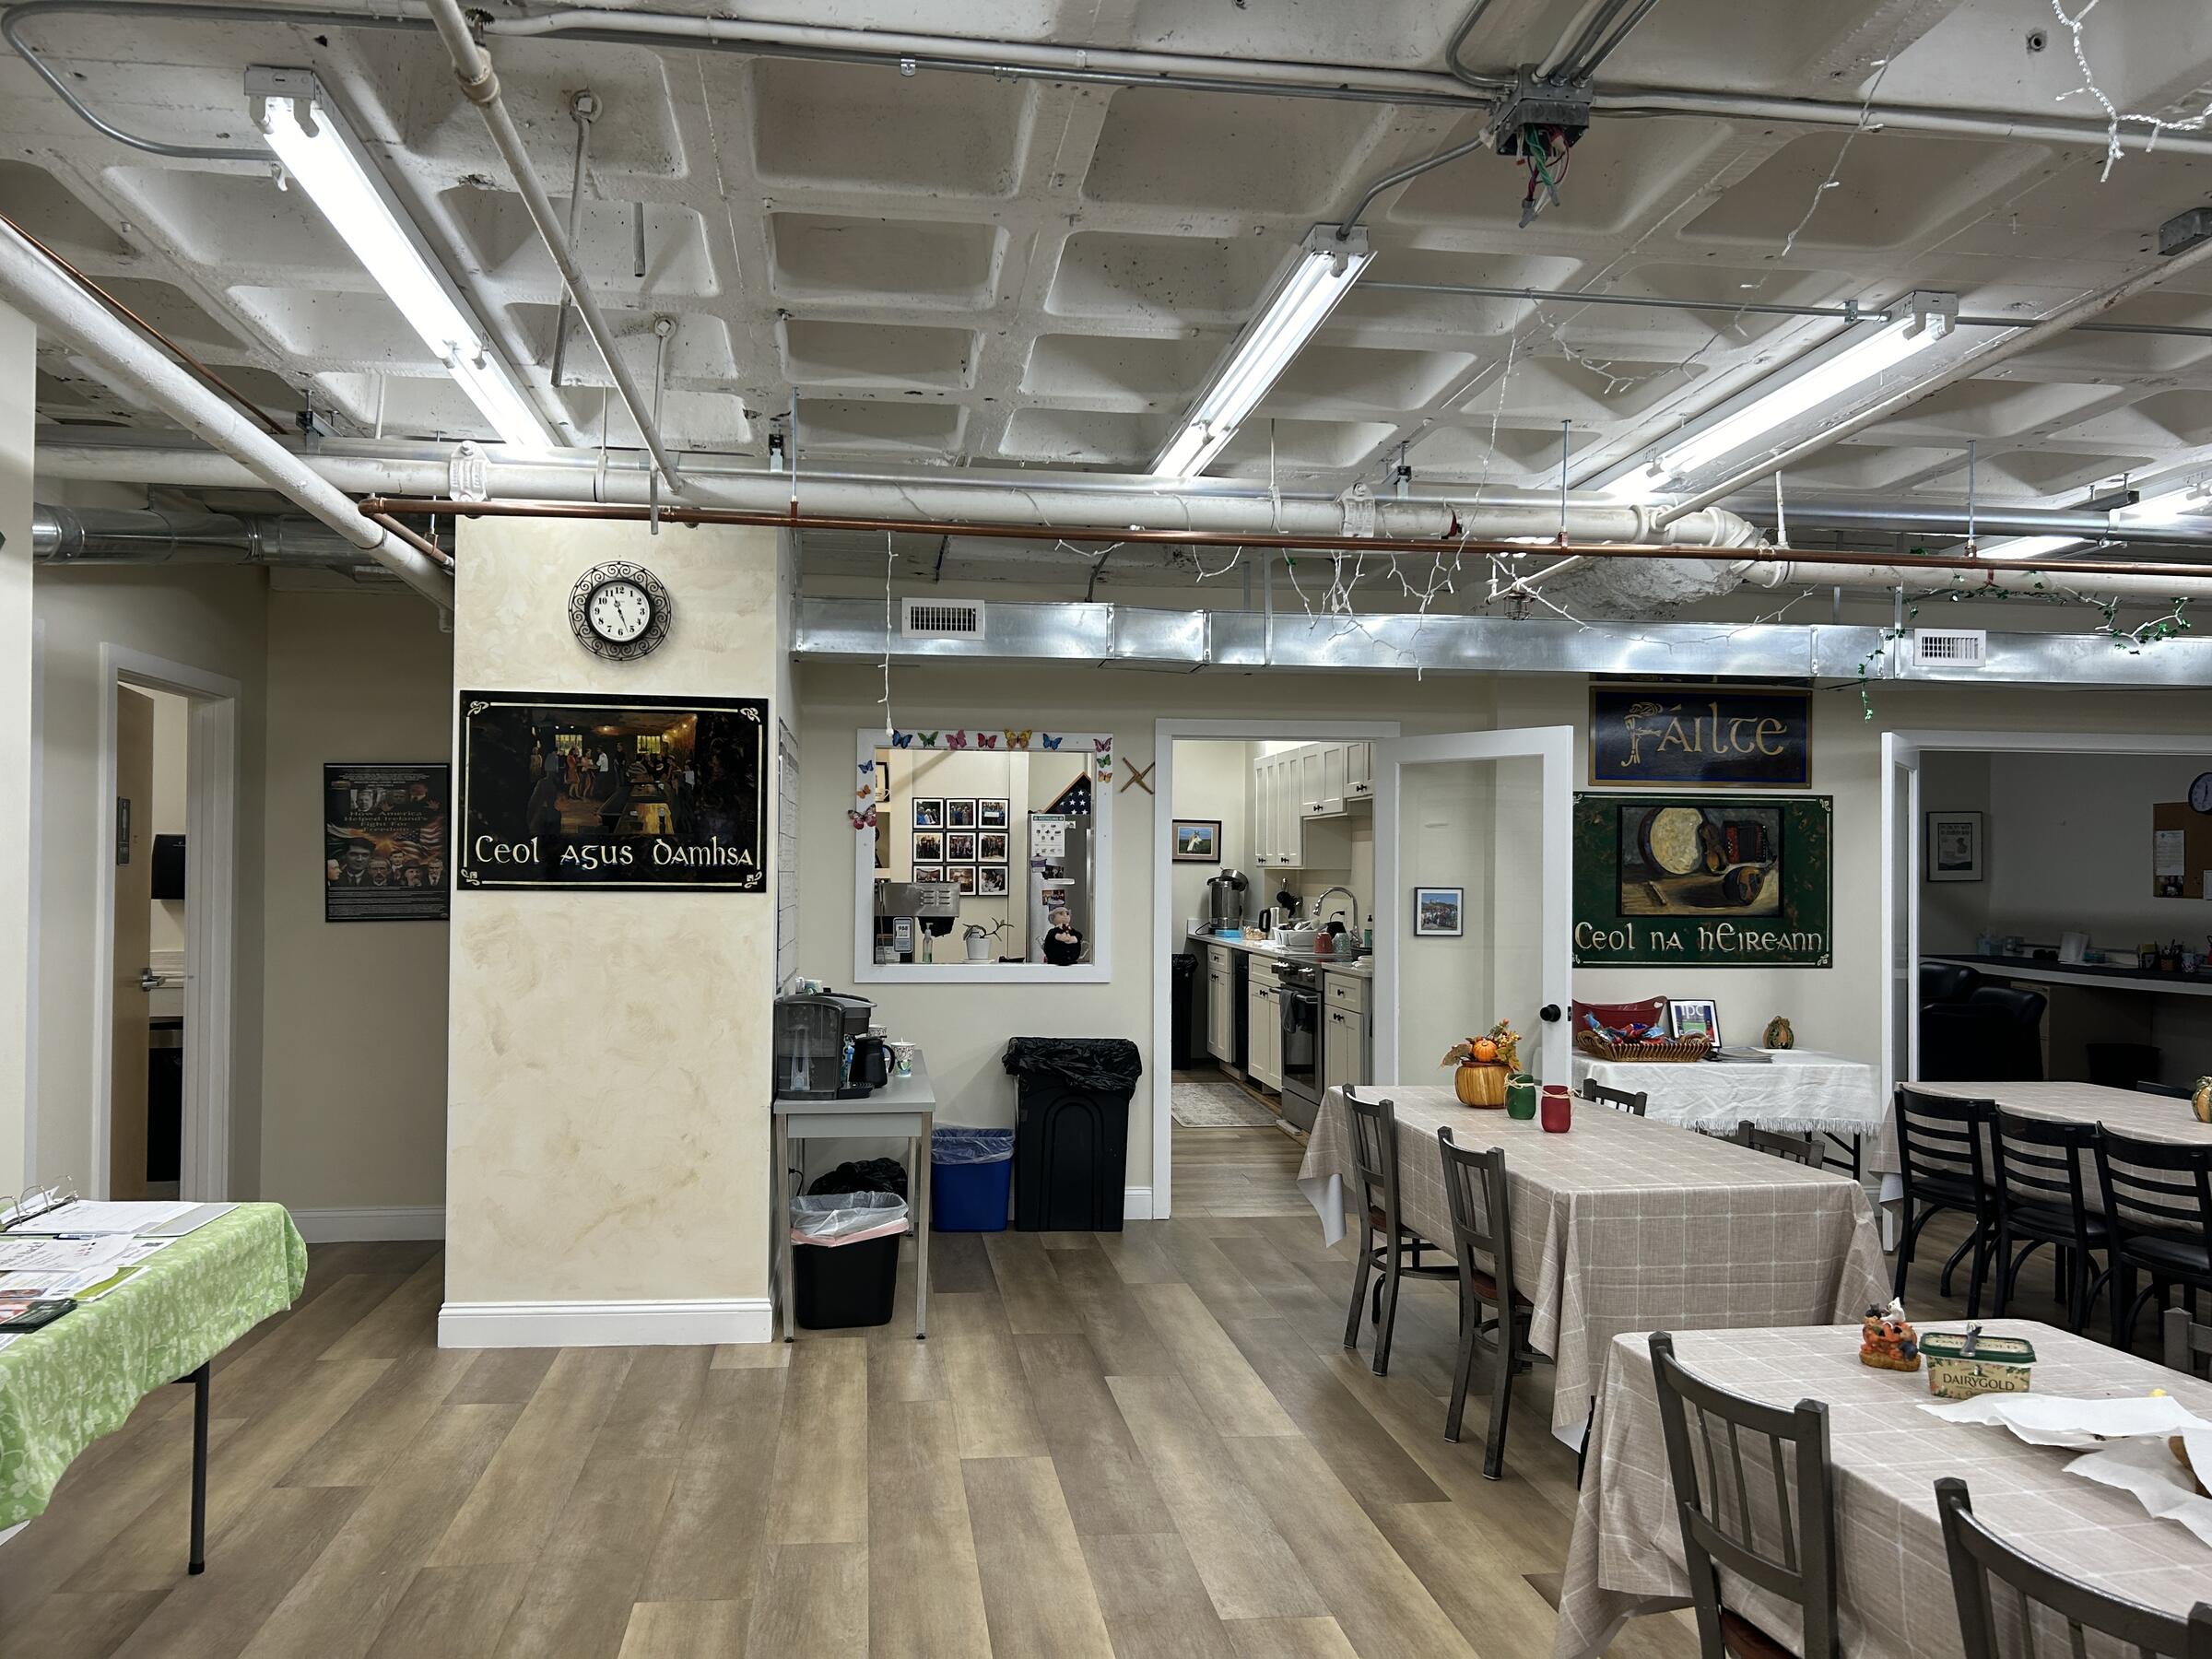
[2092,1129,2212,1352]
[1648,1332,1839,1659]
[1582,1078,1648,1117]
[2167,1305,2212,1381]
[1936,1477,2212,1657]
[1435,1126,1542,1480]
[1891,1088,1996,1315]
[1340,1088,1454,1377]
[2138,1079,2195,1100]
[1987,1110,2109,1334]
[1735,1122,1820,1167]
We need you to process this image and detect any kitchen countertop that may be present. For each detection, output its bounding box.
[1190,928,1374,978]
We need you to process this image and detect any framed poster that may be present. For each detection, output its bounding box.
[325,762,451,922]
[1589,685,1811,789]
[1414,887,1464,936]
[1172,819,1222,863]
[1574,794,1831,967]
[1925,810,1983,883]
[457,692,765,890]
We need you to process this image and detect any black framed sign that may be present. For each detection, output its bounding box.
[457,691,766,890]
[1589,685,1811,788]
[1573,793,1832,968]
[325,763,450,922]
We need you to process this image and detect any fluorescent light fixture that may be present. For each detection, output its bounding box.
[1975,535,2083,562]
[1150,225,1375,479]
[248,65,555,449]
[1596,293,1957,498]
[2115,481,2212,528]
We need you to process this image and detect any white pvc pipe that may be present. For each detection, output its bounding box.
[0,219,453,607]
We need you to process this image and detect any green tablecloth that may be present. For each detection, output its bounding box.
[0,1203,307,1529]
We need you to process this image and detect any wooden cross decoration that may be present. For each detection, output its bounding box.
[1119,759,1156,795]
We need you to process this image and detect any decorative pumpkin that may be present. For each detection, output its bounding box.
[1470,1036,1500,1064]
[1763,1015,1794,1051]
[2193,1077,2212,1125]
[1453,1061,1507,1108]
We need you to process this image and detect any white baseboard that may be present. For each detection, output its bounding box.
[291,1206,446,1242]
[438,1297,774,1349]
[1123,1185,1155,1222]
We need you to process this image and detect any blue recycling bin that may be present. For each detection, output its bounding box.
[931,1127,1015,1231]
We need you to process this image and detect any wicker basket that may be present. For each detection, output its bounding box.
[1574,1031,1712,1064]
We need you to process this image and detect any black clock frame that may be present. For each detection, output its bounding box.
[569,561,673,662]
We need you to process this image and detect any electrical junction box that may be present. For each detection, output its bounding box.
[1492,70,1591,155]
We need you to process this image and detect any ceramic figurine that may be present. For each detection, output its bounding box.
[1859,1300,1922,1372]
[1762,1016,1794,1051]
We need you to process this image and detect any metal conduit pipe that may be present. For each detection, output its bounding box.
[31,502,399,572]
[1739,558,2212,605]
[422,0,685,494]
[1594,87,2212,157]
[0,218,453,607]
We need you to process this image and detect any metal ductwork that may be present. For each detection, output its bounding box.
[31,503,405,579]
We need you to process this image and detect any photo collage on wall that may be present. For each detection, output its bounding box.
[913,796,1008,901]
[325,763,450,922]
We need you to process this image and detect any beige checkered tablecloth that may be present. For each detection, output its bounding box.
[1870,1080,2212,1181]
[1298,1086,1890,1433]
[1554,1319,2212,1659]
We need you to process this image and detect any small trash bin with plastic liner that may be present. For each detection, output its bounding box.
[1003,1037,1144,1232]
[931,1127,1015,1232]
[790,1190,908,1329]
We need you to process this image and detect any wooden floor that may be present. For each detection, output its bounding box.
[1,1131,2090,1658]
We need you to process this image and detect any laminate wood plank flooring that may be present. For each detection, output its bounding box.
[0,1133,2069,1655]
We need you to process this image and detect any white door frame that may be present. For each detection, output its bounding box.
[1880,728,2212,1106]
[1373,726,1577,1088]
[1150,717,1400,1220]
[90,645,241,1200]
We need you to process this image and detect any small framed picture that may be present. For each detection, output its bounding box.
[978,831,1008,865]
[978,865,1009,897]
[912,864,944,884]
[949,865,978,895]
[1172,818,1222,863]
[1925,809,1983,883]
[946,831,977,863]
[979,799,1009,830]
[912,797,943,830]
[947,799,978,830]
[913,831,944,864]
[1413,887,1464,936]
[1668,999,1721,1045]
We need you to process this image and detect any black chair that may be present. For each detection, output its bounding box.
[1937,1477,2212,1657]
[1735,1121,1820,1167]
[1920,984,2047,1083]
[2168,1305,2212,1381]
[1582,1079,1648,1117]
[1340,1088,1454,1377]
[2094,1130,2212,1352]
[1648,1333,1838,1659]
[1435,1127,1541,1481]
[1891,1088,1996,1315]
[2138,1079,2195,1100]
[1987,1110,2109,1334]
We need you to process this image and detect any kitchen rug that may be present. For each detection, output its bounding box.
[1171,1078,1278,1128]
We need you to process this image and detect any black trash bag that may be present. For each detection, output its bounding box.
[806,1157,908,1199]
[1001,1037,1145,1092]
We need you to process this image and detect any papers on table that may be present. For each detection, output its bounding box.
[1922,1391,2212,1448]
[4,1199,225,1237]
[0,1235,144,1275]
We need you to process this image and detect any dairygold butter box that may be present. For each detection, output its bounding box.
[1922,1330,2035,1400]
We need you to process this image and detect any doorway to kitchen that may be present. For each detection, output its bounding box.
[90,647,240,1201]
[1149,719,1398,1220]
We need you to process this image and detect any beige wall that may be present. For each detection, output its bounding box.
[29,566,270,1195]
[261,590,453,1216]
[0,303,31,1193]
[444,519,781,1330]
[1170,739,1248,929]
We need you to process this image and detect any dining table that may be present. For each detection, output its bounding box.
[1554,1317,2212,1659]
[1872,1079,2212,1184]
[1298,1085,1891,1436]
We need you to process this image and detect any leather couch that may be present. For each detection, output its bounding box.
[1918,963,2046,1082]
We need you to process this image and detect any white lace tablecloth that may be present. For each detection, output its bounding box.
[1571,1049,1885,1137]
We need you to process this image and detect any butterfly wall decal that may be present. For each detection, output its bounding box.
[977,733,999,749]
[914,731,938,747]
[946,730,970,749]
[847,806,877,831]
[1005,729,1032,749]
[1094,737,1112,753]
[1041,734,1063,750]
[891,731,915,748]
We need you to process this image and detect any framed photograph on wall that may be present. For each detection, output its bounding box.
[1172,818,1222,863]
[947,799,978,830]
[1667,998,1722,1045]
[912,797,943,830]
[1414,887,1464,936]
[913,831,944,864]
[978,799,1009,830]
[1925,809,1983,883]
[978,831,1008,865]
[978,865,1009,897]
[912,864,944,883]
[949,865,978,895]
[326,762,451,922]
[946,832,977,863]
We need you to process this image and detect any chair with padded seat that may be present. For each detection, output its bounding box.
[1987,1110,2110,1334]
[1648,1332,1838,1659]
[1937,1477,2212,1657]
[1582,1079,1648,1117]
[2168,1306,2212,1381]
[2094,1129,2212,1352]
[1735,1122,1820,1167]
[1339,1088,1455,1378]
[1919,982,2046,1083]
[1435,1126,1543,1480]
[1891,1088,1997,1315]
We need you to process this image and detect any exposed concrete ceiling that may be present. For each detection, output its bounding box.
[8,0,2212,582]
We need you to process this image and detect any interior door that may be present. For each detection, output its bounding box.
[1881,732,1923,1098]
[111,686,156,1200]
[1373,727,1575,1088]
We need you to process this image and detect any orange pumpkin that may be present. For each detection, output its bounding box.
[1469,1037,1500,1063]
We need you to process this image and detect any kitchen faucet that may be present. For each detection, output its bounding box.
[1313,886,1359,930]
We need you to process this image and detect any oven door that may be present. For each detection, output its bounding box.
[1278,982,1321,1128]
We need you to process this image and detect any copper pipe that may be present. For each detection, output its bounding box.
[0,208,288,437]
[356,495,2212,583]
[365,511,453,570]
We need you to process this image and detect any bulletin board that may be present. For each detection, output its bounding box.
[2149,801,2212,899]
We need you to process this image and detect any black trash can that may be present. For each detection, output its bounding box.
[1170,953,1200,1068]
[1003,1038,1144,1232]
[791,1189,908,1330]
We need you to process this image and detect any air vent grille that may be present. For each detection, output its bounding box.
[1913,628,1988,668]
[901,598,985,639]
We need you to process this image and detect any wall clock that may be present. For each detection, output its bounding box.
[2192,771,2212,814]
[569,561,672,662]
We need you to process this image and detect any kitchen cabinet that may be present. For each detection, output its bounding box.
[1321,971,1370,1094]
[1346,741,1374,801]
[1252,750,1303,867]
[1205,945,1234,1062]
[1318,744,1348,816]
[1246,962,1282,1091]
